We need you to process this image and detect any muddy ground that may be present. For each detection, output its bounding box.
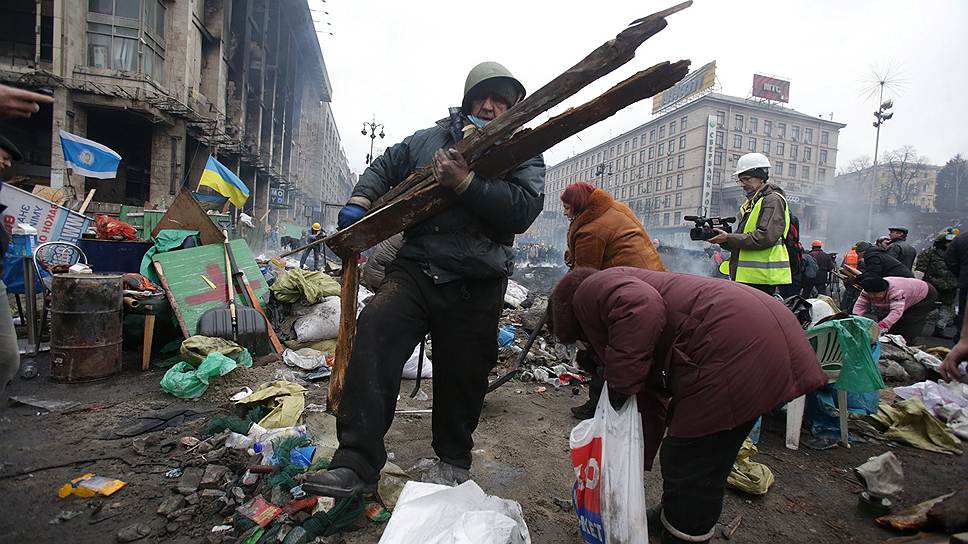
[1,339,966,544]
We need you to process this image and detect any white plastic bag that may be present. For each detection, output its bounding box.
[570,386,648,544]
[402,341,433,379]
[293,297,341,342]
[378,480,530,544]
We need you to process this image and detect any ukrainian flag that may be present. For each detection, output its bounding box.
[198,155,250,208]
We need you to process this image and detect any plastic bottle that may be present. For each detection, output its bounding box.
[250,425,309,462]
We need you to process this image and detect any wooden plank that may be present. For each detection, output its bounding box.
[152,239,268,336]
[153,260,190,338]
[150,187,224,245]
[326,60,689,255]
[367,2,691,211]
[328,253,359,415]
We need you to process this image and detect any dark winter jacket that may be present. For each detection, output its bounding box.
[347,108,545,283]
[946,232,968,288]
[860,245,913,280]
[808,249,835,272]
[916,245,958,300]
[553,267,826,467]
[887,237,917,270]
[360,233,404,292]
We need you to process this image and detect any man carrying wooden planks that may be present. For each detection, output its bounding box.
[303,62,546,497]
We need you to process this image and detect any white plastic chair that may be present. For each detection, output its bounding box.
[785,327,849,449]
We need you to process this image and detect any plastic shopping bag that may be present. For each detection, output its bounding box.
[570,387,648,543]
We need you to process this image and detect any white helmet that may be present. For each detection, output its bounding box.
[733,153,771,177]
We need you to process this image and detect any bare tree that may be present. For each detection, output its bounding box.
[880,145,928,209]
[838,155,872,177]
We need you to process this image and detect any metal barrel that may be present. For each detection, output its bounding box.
[50,273,123,382]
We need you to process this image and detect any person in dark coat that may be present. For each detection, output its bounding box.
[304,62,544,497]
[886,226,917,270]
[946,230,968,343]
[856,241,913,280]
[802,240,835,297]
[551,267,826,544]
[360,233,404,292]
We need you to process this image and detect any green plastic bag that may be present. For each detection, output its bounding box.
[160,352,240,399]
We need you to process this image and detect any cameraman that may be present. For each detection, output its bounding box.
[707,153,791,296]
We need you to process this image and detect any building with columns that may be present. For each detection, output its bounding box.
[0,0,351,228]
[538,92,846,246]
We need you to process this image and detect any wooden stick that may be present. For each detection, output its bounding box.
[153,261,190,338]
[327,60,689,255]
[367,3,690,212]
[328,253,359,414]
[77,189,96,215]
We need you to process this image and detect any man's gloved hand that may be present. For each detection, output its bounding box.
[432,148,470,190]
[608,388,630,410]
[337,204,366,229]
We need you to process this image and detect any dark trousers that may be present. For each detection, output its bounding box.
[659,419,757,544]
[300,245,320,270]
[743,283,778,296]
[330,258,506,484]
[956,287,967,344]
[890,283,939,343]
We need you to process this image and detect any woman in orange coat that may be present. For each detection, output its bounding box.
[560,182,666,418]
[562,182,665,271]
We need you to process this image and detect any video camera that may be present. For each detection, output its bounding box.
[683,215,736,241]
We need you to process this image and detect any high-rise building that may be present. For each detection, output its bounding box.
[0,0,352,228]
[539,92,846,246]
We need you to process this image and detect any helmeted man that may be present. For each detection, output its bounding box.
[803,240,835,297]
[304,62,545,497]
[299,222,330,272]
[708,152,791,296]
[916,229,959,338]
[887,226,917,270]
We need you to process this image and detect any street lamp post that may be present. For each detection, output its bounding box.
[865,85,894,241]
[594,163,613,189]
[361,116,385,165]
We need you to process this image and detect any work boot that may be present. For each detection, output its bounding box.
[408,458,470,486]
[301,467,376,498]
[571,397,596,420]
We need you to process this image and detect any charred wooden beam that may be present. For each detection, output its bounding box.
[326,60,689,255]
[367,1,691,212]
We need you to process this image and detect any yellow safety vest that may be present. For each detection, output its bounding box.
[734,192,792,285]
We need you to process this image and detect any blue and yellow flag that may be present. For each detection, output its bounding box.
[198,155,250,208]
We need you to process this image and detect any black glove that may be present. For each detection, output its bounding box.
[608,388,630,410]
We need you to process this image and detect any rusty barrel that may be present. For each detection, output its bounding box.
[50,273,123,382]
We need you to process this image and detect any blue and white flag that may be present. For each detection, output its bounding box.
[59,129,121,179]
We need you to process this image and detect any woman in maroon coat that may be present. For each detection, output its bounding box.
[551,267,826,544]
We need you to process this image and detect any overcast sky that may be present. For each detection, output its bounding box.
[311,0,968,177]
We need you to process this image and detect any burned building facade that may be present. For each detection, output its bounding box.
[0,0,350,227]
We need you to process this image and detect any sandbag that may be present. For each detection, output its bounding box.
[270,268,340,304]
[293,297,341,343]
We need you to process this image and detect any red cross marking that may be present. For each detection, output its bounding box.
[185,263,262,305]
